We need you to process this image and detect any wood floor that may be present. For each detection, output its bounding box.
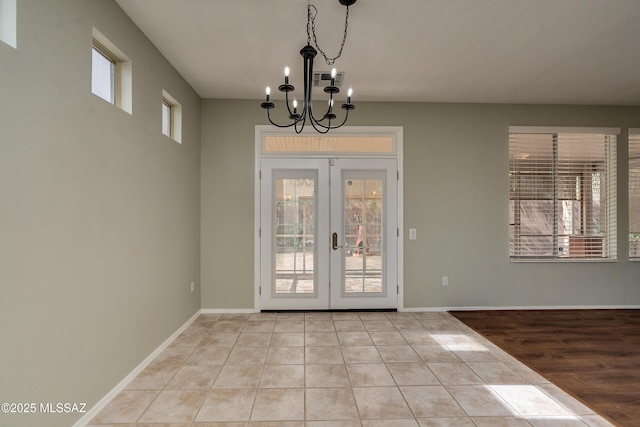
[450,309,640,427]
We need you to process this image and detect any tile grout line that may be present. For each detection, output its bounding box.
[246,317,267,424]
[340,316,366,425]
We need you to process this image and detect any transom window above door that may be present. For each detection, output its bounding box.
[262,134,396,156]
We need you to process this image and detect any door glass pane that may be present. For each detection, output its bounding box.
[344,178,383,293]
[274,177,315,294]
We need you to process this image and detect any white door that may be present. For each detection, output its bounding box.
[260,157,398,310]
[329,158,398,309]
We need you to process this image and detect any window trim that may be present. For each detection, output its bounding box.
[629,129,640,261]
[508,126,619,262]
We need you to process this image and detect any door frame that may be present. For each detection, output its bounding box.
[254,125,404,311]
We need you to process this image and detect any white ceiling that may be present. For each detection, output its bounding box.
[115,0,640,105]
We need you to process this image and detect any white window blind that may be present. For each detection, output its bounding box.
[509,127,618,260]
[630,129,640,260]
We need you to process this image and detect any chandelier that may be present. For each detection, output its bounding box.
[261,0,356,134]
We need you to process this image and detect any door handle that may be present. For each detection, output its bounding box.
[332,232,339,250]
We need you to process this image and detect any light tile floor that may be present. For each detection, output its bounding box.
[88,311,615,427]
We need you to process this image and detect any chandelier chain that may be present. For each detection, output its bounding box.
[307,3,350,66]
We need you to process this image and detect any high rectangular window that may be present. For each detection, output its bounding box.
[91,28,132,114]
[91,42,116,104]
[0,0,17,48]
[630,129,640,260]
[161,90,182,143]
[509,127,619,260]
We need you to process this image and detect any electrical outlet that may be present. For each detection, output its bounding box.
[442,276,448,286]
[190,282,195,293]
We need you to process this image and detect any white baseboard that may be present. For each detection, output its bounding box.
[405,305,640,312]
[201,306,640,313]
[73,310,202,427]
[200,308,258,314]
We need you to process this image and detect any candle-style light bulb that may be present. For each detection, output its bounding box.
[347,87,353,103]
[265,86,271,101]
[293,98,298,113]
[330,68,337,85]
[284,66,290,84]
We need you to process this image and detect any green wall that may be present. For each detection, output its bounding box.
[0,1,201,426]
[201,100,640,309]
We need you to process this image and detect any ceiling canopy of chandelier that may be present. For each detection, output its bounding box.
[261,0,357,134]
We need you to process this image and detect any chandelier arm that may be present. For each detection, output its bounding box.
[310,109,349,130]
[284,90,292,116]
[304,95,329,127]
[330,109,351,128]
[265,108,299,129]
[293,102,310,133]
[267,110,304,129]
[294,120,305,134]
[311,98,337,126]
[309,116,333,134]
[309,92,331,123]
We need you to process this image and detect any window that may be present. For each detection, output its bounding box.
[630,130,640,260]
[263,135,395,154]
[91,42,116,104]
[91,28,132,113]
[509,127,618,260]
[161,90,182,143]
[162,99,172,137]
[0,0,17,48]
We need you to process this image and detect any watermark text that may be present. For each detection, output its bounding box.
[1,402,86,414]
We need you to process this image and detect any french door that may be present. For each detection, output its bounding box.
[260,157,398,310]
